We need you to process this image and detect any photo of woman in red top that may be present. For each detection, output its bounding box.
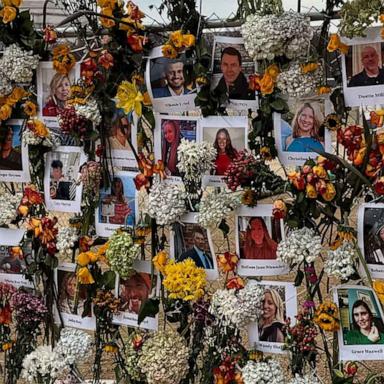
[161,120,182,176]
[42,73,71,117]
[241,217,278,260]
[213,128,238,175]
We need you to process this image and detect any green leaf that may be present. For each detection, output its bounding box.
[270,98,288,112]
[294,269,304,286]
[138,298,160,324]
[101,270,116,290]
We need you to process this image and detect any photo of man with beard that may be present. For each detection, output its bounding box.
[119,272,152,315]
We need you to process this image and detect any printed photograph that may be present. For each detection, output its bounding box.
[211,36,255,101]
[108,109,133,151]
[338,288,384,346]
[160,117,197,176]
[238,216,282,260]
[0,246,25,274]
[0,122,22,171]
[362,207,384,265]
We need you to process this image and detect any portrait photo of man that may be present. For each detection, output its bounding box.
[152,59,194,98]
[50,160,72,201]
[348,45,384,87]
[214,46,255,100]
[178,226,214,269]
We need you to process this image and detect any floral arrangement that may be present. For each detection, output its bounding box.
[241,359,285,384]
[241,12,313,61]
[137,330,190,384]
[125,331,147,382]
[277,227,322,266]
[162,30,196,58]
[288,374,320,384]
[276,61,323,98]
[0,187,22,226]
[314,301,340,332]
[105,230,140,278]
[147,179,187,225]
[324,242,357,279]
[196,189,241,228]
[162,258,206,301]
[209,283,264,328]
[56,226,78,257]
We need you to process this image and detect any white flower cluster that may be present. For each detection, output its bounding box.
[22,128,57,147]
[288,374,320,384]
[241,360,285,384]
[126,332,146,382]
[177,139,217,182]
[55,328,92,365]
[277,227,322,266]
[22,345,68,383]
[0,44,39,85]
[276,62,323,98]
[209,283,264,328]
[56,226,78,257]
[0,75,13,97]
[137,330,189,384]
[324,241,356,279]
[106,230,140,278]
[196,190,241,229]
[74,98,102,126]
[147,180,187,225]
[0,188,22,226]
[241,12,313,61]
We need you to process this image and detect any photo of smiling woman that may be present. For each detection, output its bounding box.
[161,119,182,176]
[284,102,324,153]
[258,288,286,343]
[42,73,71,117]
[213,128,238,176]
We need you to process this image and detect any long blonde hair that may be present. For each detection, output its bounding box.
[292,102,323,140]
[262,288,285,324]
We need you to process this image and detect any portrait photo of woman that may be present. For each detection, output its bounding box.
[344,299,384,345]
[58,271,88,316]
[362,207,384,265]
[161,119,182,176]
[213,128,238,175]
[258,288,286,343]
[241,217,279,260]
[42,73,71,117]
[109,110,132,151]
[0,125,22,171]
[101,177,132,225]
[284,102,324,153]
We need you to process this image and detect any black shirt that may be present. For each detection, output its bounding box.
[348,67,384,87]
[214,72,255,100]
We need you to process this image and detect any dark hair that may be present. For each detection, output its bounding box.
[51,160,63,169]
[221,47,242,66]
[213,128,238,159]
[351,299,373,330]
[111,177,124,197]
[192,226,205,238]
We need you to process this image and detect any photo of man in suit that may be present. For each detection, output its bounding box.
[152,60,193,98]
[214,46,255,100]
[178,227,214,269]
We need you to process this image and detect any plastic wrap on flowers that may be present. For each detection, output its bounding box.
[196,189,241,229]
[137,330,189,384]
[241,12,313,61]
[147,179,187,225]
[241,359,285,384]
[276,62,323,98]
[209,283,264,328]
[277,227,322,266]
[105,230,140,278]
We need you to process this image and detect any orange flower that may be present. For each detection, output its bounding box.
[153,160,166,179]
[0,104,12,120]
[327,34,341,52]
[127,34,147,53]
[317,86,331,95]
[142,91,152,106]
[77,267,95,284]
[100,7,115,28]
[53,44,76,75]
[23,101,37,117]
[17,205,29,216]
[97,0,117,8]
[126,1,145,21]
[28,119,49,138]
[182,34,195,47]
[79,236,93,252]
[321,183,336,201]
[43,25,57,43]
[226,276,245,290]
[3,0,22,7]
[162,44,178,59]
[248,74,262,91]
[0,6,17,24]
[338,42,349,55]
[0,305,12,325]
[301,62,318,74]
[170,30,184,48]
[98,50,114,69]
[258,73,274,95]
[306,183,318,199]
[23,185,44,205]
[6,87,28,105]
[217,252,239,272]
[272,199,287,219]
[27,218,43,237]
[353,146,366,166]
[265,64,280,81]
[313,165,327,179]
[153,250,168,272]
[373,280,384,304]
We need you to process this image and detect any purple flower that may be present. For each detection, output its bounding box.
[10,292,47,325]
[303,300,315,309]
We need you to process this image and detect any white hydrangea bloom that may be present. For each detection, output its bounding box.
[288,373,321,384]
[55,328,93,365]
[177,139,217,183]
[277,227,322,266]
[209,283,264,327]
[0,44,40,84]
[196,189,241,228]
[241,12,313,61]
[74,98,102,126]
[276,61,323,98]
[0,188,22,226]
[324,241,356,279]
[147,179,187,225]
[242,360,285,384]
